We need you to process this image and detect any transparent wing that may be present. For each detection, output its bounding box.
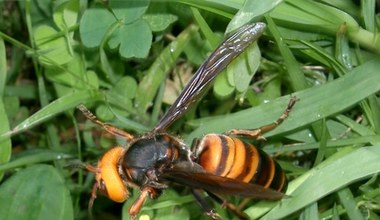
[153,23,266,132]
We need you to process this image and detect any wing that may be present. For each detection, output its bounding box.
[153,23,266,132]
[160,163,284,200]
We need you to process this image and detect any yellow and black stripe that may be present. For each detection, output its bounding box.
[195,134,287,192]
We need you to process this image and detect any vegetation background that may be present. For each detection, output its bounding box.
[0,0,379,219]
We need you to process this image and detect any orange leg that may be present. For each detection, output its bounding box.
[77,104,134,141]
[129,186,159,219]
[225,96,297,140]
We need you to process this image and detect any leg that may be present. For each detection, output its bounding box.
[192,189,222,220]
[207,192,249,220]
[129,186,159,219]
[225,96,297,140]
[86,165,100,210]
[87,180,99,220]
[77,104,134,141]
[237,198,252,213]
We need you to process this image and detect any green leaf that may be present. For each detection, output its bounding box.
[96,76,137,120]
[45,55,95,90]
[53,0,79,31]
[227,0,283,32]
[109,19,152,59]
[79,8,116,48]
[34,25,73,66]
[110,0,150,22]
[18,0,52,25]
[213,70,235,99]
[0,165,73,220]
[232,43,261,92]
[213,43,261,97]
[113,76,138,100]
[257,77,282,101]
[143,14,178,32]
[80,1,151,58]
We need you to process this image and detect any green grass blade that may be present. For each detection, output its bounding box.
[252,146,380,219]
[265,15,308,91]
[361,0,376,32]
[337,188,365,220]
[227,0,283,32]
[299,202,319,220]
[135,25,198,113]
[0,90,103,140]
[187,58,380,142]
[269,0,380,53]
[0,37,11,181]
[173,0,240,18]
[0,150,73,172]
[265,135,380,154]
[0,37,6,96]
[191,7,219,47]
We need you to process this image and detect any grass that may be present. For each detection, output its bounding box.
[0,0,380,220]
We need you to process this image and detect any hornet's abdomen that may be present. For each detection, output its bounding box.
[194,134,287,192]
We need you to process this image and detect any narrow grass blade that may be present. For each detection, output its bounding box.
[187,58,380,142]
[0,89,103,139]
[135,25,198,113]
[247,146,380,219]
[0,37,11,181]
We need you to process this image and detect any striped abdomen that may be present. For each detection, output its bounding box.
[194,134,287,192]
